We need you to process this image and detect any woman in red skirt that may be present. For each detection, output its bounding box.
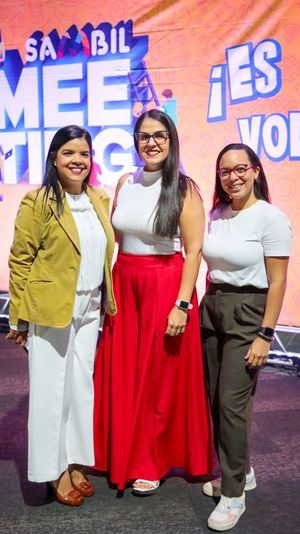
[93,109,213,493]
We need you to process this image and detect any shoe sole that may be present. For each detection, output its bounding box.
[132,488,158,495]
[203,479,256,497]
[203,485,221,497]
[208,506,245,531]
[244,479,257,491]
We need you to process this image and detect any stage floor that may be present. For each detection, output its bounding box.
[0,333,299,534]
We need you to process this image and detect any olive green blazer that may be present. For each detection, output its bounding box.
[9,184,117,328]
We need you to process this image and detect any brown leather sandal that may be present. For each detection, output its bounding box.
[71,477,95,497]
[49,483,84,506]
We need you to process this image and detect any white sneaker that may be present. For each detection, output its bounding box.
[207,493,246,531]
[202,466,256,497]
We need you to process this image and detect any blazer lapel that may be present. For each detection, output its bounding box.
[85,186,110,234]
[48,195,81,254]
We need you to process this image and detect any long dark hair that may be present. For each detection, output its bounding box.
[134,109,188,238]
[211,143,271,212]
[41,125,93,215]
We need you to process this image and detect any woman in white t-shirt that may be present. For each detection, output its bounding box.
[200,143,292,531]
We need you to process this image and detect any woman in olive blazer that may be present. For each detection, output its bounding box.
[7,125,116,506]
[9,184,116,328]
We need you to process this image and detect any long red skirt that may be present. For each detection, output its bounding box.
[93,252,213,489]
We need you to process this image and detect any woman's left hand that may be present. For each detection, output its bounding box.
[245,337,271,368]
[165,306,188,336]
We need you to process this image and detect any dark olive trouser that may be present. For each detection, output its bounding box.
[200,284,267,498]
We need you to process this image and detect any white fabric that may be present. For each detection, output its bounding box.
[9,320,28,331]
[27,288,100,482]
[112,168,181,255]
[202,200,292,288]
[65,191,107,291]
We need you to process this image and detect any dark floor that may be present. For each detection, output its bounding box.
[0,332,299,534]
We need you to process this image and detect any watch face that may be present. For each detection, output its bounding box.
[179,300,189,310]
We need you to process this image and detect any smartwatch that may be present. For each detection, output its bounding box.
[175,300,193,311]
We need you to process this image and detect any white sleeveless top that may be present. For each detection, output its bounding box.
[112,168,181,255]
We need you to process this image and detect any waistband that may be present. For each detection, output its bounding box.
[207,283,268,295]
[116,251,183,268]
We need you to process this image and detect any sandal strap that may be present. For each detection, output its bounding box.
[134,479,159,488]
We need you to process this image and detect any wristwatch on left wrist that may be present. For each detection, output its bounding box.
[175,300,193,311]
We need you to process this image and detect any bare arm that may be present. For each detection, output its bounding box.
[111,173,130,245]
[112,173,130,212]
[245,256,289,367]
[261,257,289,328]
[165,185,205,336]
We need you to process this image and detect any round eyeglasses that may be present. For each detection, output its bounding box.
[218,164,254,179]
[135,130,169,146]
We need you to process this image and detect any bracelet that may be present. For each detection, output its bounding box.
[257,332,273,343]
[257,327,274,343]
[259,326,275,338]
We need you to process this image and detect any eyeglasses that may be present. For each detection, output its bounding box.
[218,164,254,179]
[135,130,169,146]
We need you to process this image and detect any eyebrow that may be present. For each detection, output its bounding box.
[220,163,250,167]
[138,130,167,134]
[61,149,90,153]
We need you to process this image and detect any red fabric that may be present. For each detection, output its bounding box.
[93,252,213,489]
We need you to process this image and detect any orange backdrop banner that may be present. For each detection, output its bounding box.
[0,0,299,325]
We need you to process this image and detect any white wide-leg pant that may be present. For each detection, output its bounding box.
[27,288,100,482]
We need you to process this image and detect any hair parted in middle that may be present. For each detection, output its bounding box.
[134,109,191,239]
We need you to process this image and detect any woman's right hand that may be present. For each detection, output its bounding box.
[6,328,28,348]
[165,306,188,336]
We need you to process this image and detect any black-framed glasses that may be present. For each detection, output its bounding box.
[135,130,169,146]
[218,164,254,179]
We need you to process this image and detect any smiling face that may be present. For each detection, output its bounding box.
[218,149,260,210]
[137,117,170,171]
[54,137,91,194]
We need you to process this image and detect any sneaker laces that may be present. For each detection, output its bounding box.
[223,496,232,510]
[217,495,231,512]
[219,495,243,516]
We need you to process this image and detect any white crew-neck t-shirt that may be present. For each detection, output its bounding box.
[202,200,292,288]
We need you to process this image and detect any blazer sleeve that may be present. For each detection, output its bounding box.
[8,191,44,325]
